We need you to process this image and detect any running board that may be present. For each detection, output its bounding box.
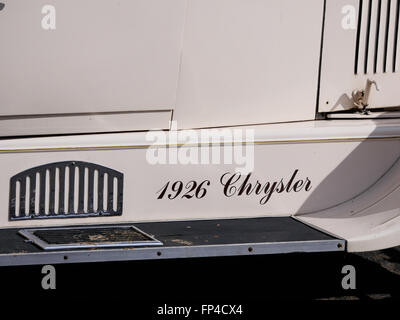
[0,217,345,266]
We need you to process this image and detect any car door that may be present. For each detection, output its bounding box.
[0,0,186,135]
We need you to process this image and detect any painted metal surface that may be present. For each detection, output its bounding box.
[0,119,399,252]
[297,152,400,252]
[0,111,172,137]
[0,0,186,119]
[174,0,323,128]
[319,0,400,112]
[0,118,400,152]
[0,0,324,134]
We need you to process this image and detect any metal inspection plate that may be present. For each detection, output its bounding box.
[18,225,163,250]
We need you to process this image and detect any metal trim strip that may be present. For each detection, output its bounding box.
[0,239,346,267]
[1,136,400,153]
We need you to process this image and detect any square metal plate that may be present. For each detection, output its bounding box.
[19,225,163,250]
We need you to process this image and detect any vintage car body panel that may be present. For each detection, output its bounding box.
[0,0,399,261]
[0,0,324,134]
[1,119,400,252]
[0,0,184,135]
[174,0,323,128]
[319,0,400,112]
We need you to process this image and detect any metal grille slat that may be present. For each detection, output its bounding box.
[68,164,75,214]
[356,0,370,74]
[49,168,56,215]
[367,0,379,74]
[107,174,114,213]
[355,0,400,74]
[8,161,123,221]
[58,166,65,215]
[98,171,104,214]
[29,173,36,216]
[19,178,26,218]
[117,176,123,213]
[39,170,46,216]
[377,0,389,73]
[88,167,94,214]
[78,165,85,214]
[387,0,399,72]
[8,179,16,219]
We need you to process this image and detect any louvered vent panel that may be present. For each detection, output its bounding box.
[9,161,123,221]
[355,0,400,74]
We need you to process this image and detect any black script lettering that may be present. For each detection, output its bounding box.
[276,179,285,193]
[285,169,299,192]
[219,170,313,205]
[260,181,279,205]
[293,180,304,192]
[304,178,312,191]
[220,172,241,197]
[237,173,264,196]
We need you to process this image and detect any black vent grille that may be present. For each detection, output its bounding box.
[355,0,400,74]
[9,161,123,221]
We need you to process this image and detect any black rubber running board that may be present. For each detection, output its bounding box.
[0,217,345,266]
